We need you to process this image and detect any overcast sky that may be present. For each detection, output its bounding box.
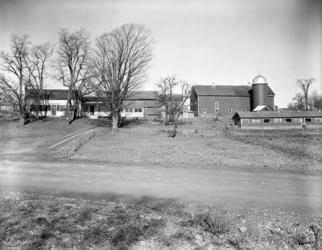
[0,0,321,107]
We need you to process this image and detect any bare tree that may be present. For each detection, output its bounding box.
[54,28,92,123]
[92,24,153,131]
[26,42,54,118]
[0,34,30,125]
[295,78,314,111]
[157,76,190,126]
[311,90,322,110]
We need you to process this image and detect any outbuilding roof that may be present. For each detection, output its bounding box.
[234,111,322,119]
[193,85,275,97]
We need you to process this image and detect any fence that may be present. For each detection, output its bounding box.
[227,125,322,138]
[48,128,96,157]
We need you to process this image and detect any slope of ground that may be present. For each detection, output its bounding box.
[0,117,96,155]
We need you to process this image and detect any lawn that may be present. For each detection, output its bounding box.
[0,117,96,155]
[1,191,321,250]
[74,120,322,174]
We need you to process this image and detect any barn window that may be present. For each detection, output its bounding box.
[263,118,271,123]
[273,118,282,123]
[305,118,312,122]
[202,109,207,114]
[215,102,219,113]
[251,119,260,124]
[138,108,142,112]
[285,118,292,123]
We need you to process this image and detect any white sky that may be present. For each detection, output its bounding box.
[0,0,321,107]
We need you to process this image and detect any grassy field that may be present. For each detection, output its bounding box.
[1,117,322,249]
[74,120,322,175]
[231,132,322,164]
[1,191,321,250]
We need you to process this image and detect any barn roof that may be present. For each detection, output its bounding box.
[193,85,275,97]
[234,111,322,119]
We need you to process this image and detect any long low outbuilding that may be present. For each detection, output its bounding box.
[232,111,322,128]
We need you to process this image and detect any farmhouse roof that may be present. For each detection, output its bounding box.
[126,91,159,100]
[26,89,74,100]
[234,111,322,119]
[193,85,275,97]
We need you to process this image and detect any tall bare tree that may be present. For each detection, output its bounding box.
[92,24,153,131]
[26,42,54,117]
[157,76,190,126]
[0,34,30,125]
[295,78,314,111]
[54,28,92,122]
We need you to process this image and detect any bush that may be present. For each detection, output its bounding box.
[193,211,231,235]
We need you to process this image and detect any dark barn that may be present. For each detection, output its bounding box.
[190,74,275,116]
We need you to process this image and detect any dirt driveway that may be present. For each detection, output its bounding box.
[1,159,322,211]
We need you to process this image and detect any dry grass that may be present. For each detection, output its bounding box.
[1,191,321,249]
[232,133,322,163]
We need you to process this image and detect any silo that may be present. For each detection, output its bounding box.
[252,74,267,110]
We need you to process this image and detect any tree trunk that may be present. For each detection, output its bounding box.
[19,115,25,126]
[112,112,119,134]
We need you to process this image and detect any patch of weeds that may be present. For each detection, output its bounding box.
[82,220,111,245]
[111,218,165,248]
[293,231,309,246]
[25,228,53,250]
[193,211,231,236]
[78,207,92,225]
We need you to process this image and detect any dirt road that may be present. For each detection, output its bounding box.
[1,159,321,210]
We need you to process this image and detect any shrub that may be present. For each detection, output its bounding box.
[193,211,231,235]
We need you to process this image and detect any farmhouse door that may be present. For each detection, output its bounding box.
[90,105,95,115]
[52,105,56,116]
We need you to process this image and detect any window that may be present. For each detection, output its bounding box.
[285,118,292,123]
[229,109,233,113]
[273,118,282,123]
[305,118,312,123]
[315,117,322,122]
[202,109,207,114]
[215,102,219,113]
[57,105,66,111]
[138,108,142,112]
[263,118,271,123]
[241,119,249,124]
[293,118,301,123]
[251,119,260,124]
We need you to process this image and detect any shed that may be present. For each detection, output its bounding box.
[232,111,322,128]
